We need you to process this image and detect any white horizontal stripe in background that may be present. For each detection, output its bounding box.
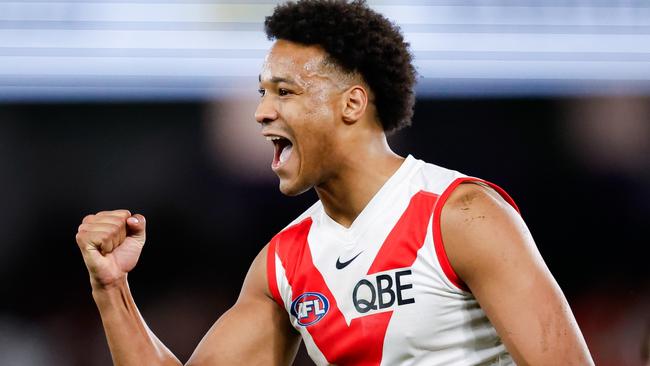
[0,30,269,49]
[2,30,648,53]
[0,3,274,23]
[2,56,262,76]
[1,3,648,26]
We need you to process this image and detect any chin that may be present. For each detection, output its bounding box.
[278,178,311,197]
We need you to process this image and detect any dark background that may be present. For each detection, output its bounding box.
[0,96,648,365]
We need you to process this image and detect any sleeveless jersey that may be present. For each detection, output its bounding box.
[266,155,518,366]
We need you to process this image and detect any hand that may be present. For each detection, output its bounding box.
[76,210,146,289]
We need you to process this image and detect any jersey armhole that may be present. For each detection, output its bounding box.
[432,177,520,293]
[266,239,285,308]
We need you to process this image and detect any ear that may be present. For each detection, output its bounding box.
[341,85,368,125]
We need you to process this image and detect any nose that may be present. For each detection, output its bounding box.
[254,96,278,124]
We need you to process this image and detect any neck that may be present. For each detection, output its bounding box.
[315,135,404,228]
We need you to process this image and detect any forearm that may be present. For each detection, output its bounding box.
[92,277,181,366]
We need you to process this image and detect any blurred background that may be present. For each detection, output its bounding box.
[0,1,649,365]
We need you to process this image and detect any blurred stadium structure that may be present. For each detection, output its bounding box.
[1,0,649,100]
[0,1,649,366]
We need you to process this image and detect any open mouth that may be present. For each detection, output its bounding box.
[267,135,293,169]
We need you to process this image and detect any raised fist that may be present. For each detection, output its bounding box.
[75,210,146,289]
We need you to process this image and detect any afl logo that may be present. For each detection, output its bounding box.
[290,292,330,326]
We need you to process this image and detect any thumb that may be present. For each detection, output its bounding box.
[126,214,146,241]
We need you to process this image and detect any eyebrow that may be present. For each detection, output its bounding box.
[258,75,298,85]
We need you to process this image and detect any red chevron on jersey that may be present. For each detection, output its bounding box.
[267,155,515,366]
[368,191,438,274]
[270,191,438,365]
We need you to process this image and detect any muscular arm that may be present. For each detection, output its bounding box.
[441,183,594,365]
[77,211,300,366]
[92,279,182,365]
[186,245,301,366]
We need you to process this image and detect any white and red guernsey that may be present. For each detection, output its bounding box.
[267,155,517,366]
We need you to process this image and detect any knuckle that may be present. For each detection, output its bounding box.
[109,224,120,235]
[82,214,94,224]
[77,228,88,238]
[98,209,131,219]
[98,232,110,243]
[113,217,127,227]
[99,216,124,227]
[75,232,89,248]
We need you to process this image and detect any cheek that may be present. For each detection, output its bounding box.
[297,120,336,173]
[306,105,334,124]
[287,95,339,173]
[302,100,339,158]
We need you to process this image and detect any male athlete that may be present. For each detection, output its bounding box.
[75,1,594,365]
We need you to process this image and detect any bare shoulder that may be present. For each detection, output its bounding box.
[442,181,515,222]
[440,181,535,285]
[440,181,523,243]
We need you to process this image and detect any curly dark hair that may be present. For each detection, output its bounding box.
[264,0,416,133]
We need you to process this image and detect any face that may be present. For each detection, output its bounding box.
[255,40,350,196]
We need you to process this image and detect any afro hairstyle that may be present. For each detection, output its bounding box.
[264,0,417,133]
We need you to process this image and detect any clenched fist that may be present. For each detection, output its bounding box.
[75,210,146,289]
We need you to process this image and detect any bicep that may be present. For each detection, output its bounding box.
[441,184,593,365]
[186,246,301,366]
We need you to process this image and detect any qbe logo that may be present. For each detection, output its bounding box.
[290,292,330,326]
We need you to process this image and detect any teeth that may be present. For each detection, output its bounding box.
[265,136,282,142]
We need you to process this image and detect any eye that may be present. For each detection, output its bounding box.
[258,88,266,97]
[278,88,291,96]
